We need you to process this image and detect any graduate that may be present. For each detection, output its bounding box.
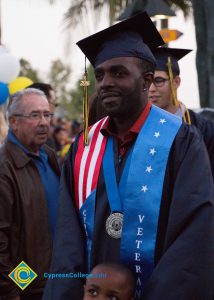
[42,12,214,300]
[149,46,214,176]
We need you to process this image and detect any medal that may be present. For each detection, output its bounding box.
[106,212,123,239]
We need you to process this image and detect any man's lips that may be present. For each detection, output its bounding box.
[37,131,48,135]
[149,95,159,102]
[101,92,121,101]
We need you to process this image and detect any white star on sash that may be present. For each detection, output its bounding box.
[141,185,148,193]
[145,166,152,173]
[154,132,160,138]
[149,148,156,156]
[160,118,167,124]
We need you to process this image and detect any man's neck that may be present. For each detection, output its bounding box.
[110,105,147,140]
[166,104,178,114]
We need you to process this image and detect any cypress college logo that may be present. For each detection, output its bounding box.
[8,261,37,290]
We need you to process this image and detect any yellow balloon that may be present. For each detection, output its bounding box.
[9,77,33,94]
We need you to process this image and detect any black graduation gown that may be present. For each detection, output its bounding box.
[42,123,214,300]
[187,109,214,176]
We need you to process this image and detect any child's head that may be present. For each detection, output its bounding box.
[84,263,135,300]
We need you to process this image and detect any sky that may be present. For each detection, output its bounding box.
[1,0,200,108]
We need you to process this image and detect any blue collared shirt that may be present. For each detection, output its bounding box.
[7,130,60,239]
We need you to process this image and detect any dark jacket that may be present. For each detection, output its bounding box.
[0,141,60,299]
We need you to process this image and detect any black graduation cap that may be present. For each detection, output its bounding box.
[154,47,192,75]
[76,11,165,68]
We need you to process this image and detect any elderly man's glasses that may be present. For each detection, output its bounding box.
[153,77,169,87]
[14,112,54,121]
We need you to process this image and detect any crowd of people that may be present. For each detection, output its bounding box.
[0,11,213,300]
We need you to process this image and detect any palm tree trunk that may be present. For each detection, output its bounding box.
[192,0,214,107]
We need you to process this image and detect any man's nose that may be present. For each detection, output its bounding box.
[149,82,156,92]
[39,114,50,125]
[100,74,115,88]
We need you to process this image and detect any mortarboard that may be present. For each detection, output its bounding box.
[154,47,192,75]
[76,11,164,145]
[76,11,165,68]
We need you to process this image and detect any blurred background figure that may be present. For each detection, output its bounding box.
[53,125,71,167]
[0,111,8,146]
[70,119,81,142]
[149,47,214,176]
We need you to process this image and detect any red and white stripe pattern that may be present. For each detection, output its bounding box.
[74,117,108,209]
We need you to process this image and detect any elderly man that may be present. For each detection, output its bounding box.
[0,89,60,300]
[43,12,214,300]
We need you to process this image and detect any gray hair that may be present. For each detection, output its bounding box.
[7,88,48,118]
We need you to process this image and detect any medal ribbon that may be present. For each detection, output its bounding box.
[102,137,132,213]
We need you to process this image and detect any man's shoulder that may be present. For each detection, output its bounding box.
[189,109,214,135]
[43,143,57,156]
[175,122,203,146]
[0,142,15,162]
[171,122,207,162]
[0,142,18,174]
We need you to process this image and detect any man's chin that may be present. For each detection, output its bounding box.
[36,137,48,146]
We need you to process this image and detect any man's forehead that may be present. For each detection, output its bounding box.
[22,93,48,103]
[21,94,49,109]
[154,70,168,76]
[95,56,140,70]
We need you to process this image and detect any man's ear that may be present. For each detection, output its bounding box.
[9,116,17,132]
[174,75,181,89]
[143,73,154,90]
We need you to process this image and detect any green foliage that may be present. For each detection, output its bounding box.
[19,58,42,82]
[69,64,96,120]
[63,0,191,27]
[19,57,91,120]
[64,0,128,26]
[47,59,73,119]
[165,0,192,17]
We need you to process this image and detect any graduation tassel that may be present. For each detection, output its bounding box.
[167,57,191,125]
[178,100,187,123]
[80,57,90,146]
[178,101,191,125]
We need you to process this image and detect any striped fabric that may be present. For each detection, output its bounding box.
[74,117,108,209]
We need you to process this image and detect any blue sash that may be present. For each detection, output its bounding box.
[80,190,96,271]
[80,106,181,297]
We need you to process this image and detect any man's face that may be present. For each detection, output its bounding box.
[11,94,50,153]
[84,265,133,300]
[94,57,148,119]
[55,129,68,146]
[148,70,180,113]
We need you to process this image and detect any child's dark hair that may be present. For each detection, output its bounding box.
[92,262,136,298]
